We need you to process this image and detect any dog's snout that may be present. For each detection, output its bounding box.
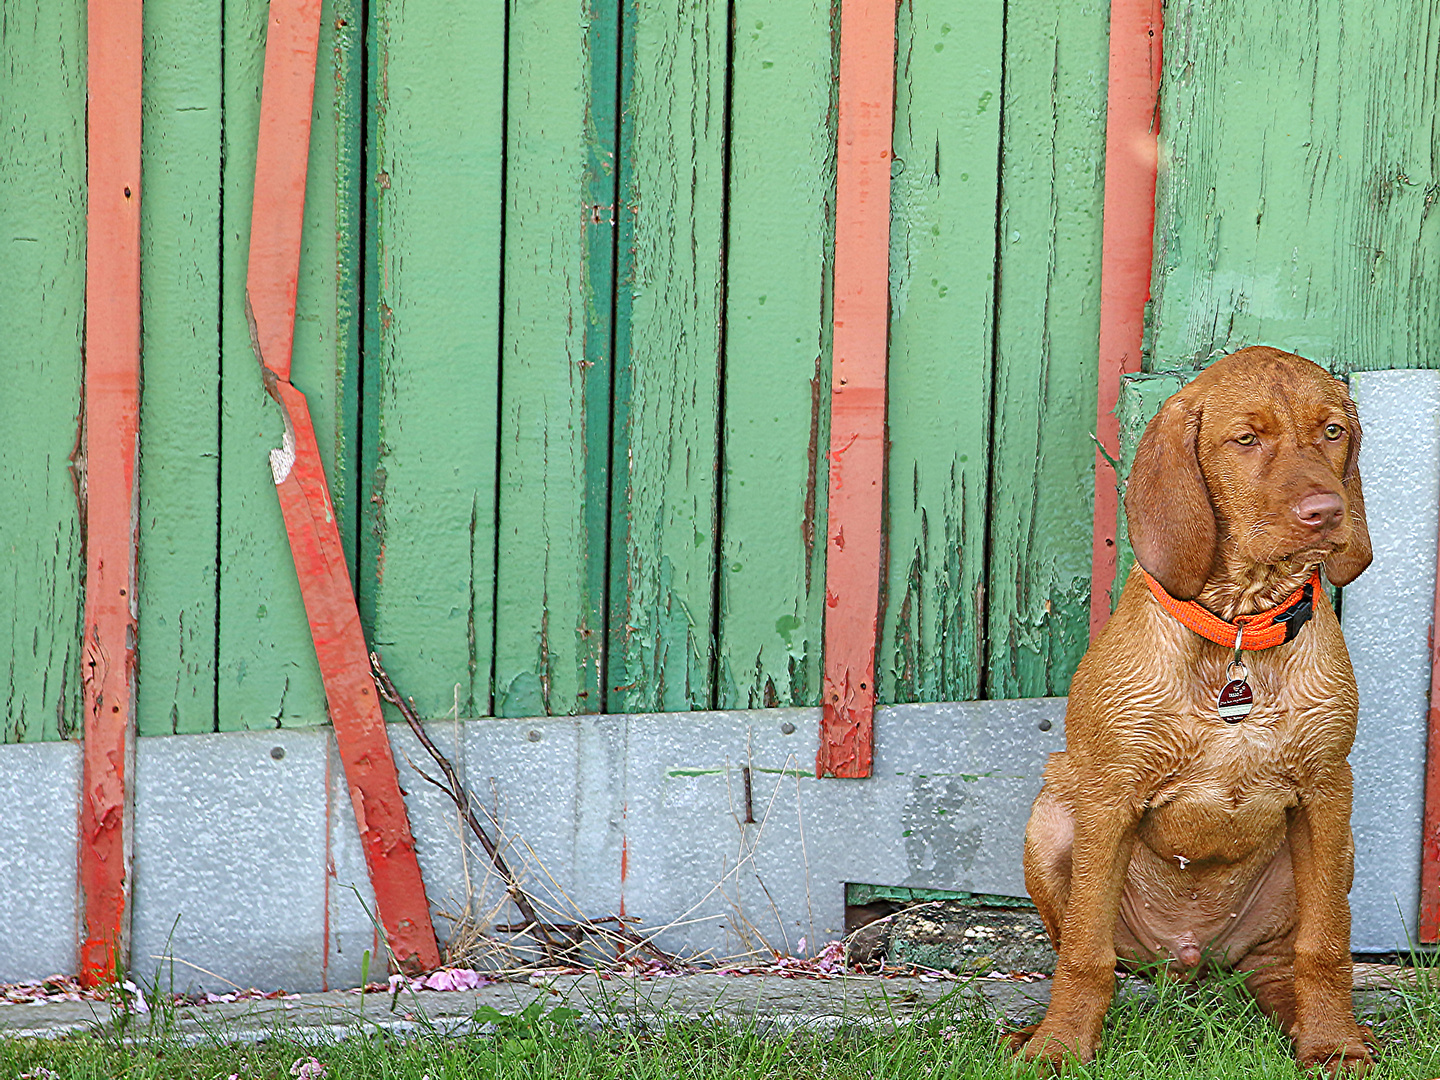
[1294,492,1344,529]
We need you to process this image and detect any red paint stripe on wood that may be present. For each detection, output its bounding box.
[1089,0,1163,638]
[78,0,144,987]
[1420,555,1440,941]
[245,0,322,383]
[818,0,896,780]
[247,0,439,971]
[268,383,439,970]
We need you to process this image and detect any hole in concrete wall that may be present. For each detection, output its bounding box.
[843,882,1055,975]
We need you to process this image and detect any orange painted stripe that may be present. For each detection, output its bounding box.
[1421,544,1440,941]
[1089,0,1164,638]
[78,0,144,987]
[247,1,439,970]
[818,0,896,780]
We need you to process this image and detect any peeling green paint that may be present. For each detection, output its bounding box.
[492,0,617,719]
[881,0,1003,704]
[715,0,836,711]
[136,0,223,736]
[607,0,729,714]
[984,0,1109,699]
[0,0,85,743]
[1151,0,1440,374]
[361,0,505,720]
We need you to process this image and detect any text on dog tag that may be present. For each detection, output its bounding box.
[1217,679,1253,722]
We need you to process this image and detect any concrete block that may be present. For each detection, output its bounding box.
[0,740,79,982]
[131,728,330,992]
[617,699,1065,959]
[1343,369,1440,952]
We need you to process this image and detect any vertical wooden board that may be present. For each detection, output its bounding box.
[492,0,616,719]
[1150,0,1440,374]
[363,0,505,718]
[984,0,1109,698]
[0,0,86,744]
[607,0,729,714]
[714,0,836,711]
[135,0,223,736]
[878,0,1002,705]
[217,0,351,729]
[331,0,366,581]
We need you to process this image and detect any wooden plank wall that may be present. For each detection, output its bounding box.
[357,0,1112,722]
[36,0,1439,738]
[1149,0,1440,377]
[0,0,1113,739]
[0,0,87,743]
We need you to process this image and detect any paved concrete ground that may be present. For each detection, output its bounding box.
[0,967,1416,1045]
[0,972,1049,1043]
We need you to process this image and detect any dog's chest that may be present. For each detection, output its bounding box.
[1135,723,1302,864]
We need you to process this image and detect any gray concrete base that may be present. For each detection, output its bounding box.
[0,970,1411,1045]
[1,698,1064,992]
[0,971,1049,1043]
[1342,370,1440,952]
[0,740,79,982]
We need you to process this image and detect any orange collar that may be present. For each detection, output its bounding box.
[1141,569,1320,650]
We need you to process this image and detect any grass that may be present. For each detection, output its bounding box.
[2,969,1438,1080]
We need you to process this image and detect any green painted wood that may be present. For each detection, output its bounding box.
[1150,0,1440,375]
[879,0,1003,705]
[362,0,505,719]
[492,0,616,719]
[0,0,86,743]
[983,0,1110,698]
[607,0,729,713]
[713,0,836,711]
[332,0,366,586]
[216,0,353,729]
[135,0,223,736]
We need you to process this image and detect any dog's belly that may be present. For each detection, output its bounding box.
[1118,779,1299,971]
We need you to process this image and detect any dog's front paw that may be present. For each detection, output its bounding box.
[1006,1019,1099,1071]
[1296,1024,1375,1075]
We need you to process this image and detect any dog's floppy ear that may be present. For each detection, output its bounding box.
[1124,393,1216,600]
[1324,394,1372,585]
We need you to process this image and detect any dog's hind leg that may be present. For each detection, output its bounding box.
[1022,787,1074,948]
[1238,937,1298,1035]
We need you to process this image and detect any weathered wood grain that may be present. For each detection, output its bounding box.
[1150,0,1440,374]
[984,0,1110,697]
[0,0,86,744]
[361,0,505,719]
[492,0,616,719]
[607,0,729,713]
[135,0,223,736]
[714,0,836,710]
[216,0,350,729]
[878,0,1003,705]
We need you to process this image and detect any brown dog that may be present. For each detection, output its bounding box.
[1012,347,1374,1071]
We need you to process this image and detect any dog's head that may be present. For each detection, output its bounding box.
[1125,346,1372,600]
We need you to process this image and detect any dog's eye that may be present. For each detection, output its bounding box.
[1235,433,1257,446]
[1324,423,1345,440]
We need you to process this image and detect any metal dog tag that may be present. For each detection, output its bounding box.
[1217,678,1253,722]
[1218,630,1254,723]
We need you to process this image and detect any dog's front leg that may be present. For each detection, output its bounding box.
[1021,800,1138,1067]
[1287,768,1373,1074]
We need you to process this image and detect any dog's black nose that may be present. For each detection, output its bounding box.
[1294,492,1343,529]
